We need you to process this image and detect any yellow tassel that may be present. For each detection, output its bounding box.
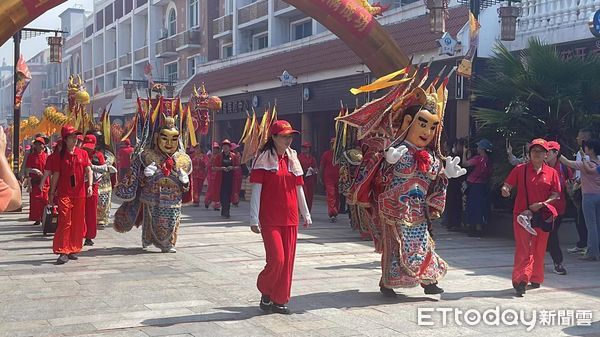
[186,105,197,147]
[350,68,412,95]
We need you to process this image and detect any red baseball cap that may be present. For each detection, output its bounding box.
[547,141,560,152]
[33,137,45,144]
[82,142,96,150]
[270,120,299,136]
[221,139,232,146]
[83,134,97,145]
[530,138,550,151]
[302,141,312,148]
[212,142,220,148]
[61,125,82,139]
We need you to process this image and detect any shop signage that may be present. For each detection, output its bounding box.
[589,10,600,38]
[219,99,250,114]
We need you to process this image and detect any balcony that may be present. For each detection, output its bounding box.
[106,59,117,73]
[119,52,132,67]
[84,69,93,80]
[156,37,177,58]
[134,46,148,62]
[94,65,104,76]
[176,30,202,51]
[213,14,233,37]
[274,0,291,12]
[238,0,268,26]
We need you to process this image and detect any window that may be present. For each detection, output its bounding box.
[189,0,199,28]
[125,0,133,14]
[105,4,114,25]
[165,63,178,82]
[292,20,312,40]
[225,0,234,14]
[222,44,233,58]
[168,8,177,36]
[253,33,268,51]
[115,0,123,20]
[96,10,104,31]
[187,57,196,77]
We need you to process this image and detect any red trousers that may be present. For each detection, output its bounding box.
[257,226,298,305]
[29,184,48,222]
[512,219,550,284]
[304,176,316,211]
[192,174,206,204]
[53,197,86,255]
[324,180,339,217]
[85,194,98,240]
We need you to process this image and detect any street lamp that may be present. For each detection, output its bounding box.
[12,28,66,178]
[426,0,449,33]
[498,1,521,41]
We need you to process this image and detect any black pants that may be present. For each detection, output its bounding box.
[220,173,233,217]
[547,216,563,264]
[445,177,464,228]
[575,203,588,248]
[339,194,347,214]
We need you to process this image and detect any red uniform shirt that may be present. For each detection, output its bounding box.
[48,147,91,198]
[298,153,317,175]
[250,154,304,227]
[467,154,492,184]
[505,162,561,216]
[25,150,48,183]
[320,150,339,183]
[117,146,134,169]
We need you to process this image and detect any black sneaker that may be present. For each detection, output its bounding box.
[271,303,291,315]
[553,263,567,275]
[84,239,94,246]
[259,295,272,312]
[55,254,69,265]
[33,221,40,226]
[204,204,209,209]
[67,254,78,260]
[514,281,526,297]
[380,286,397,297]
[422,283,444,294]
[529,282,541,289]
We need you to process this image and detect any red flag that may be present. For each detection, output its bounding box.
[14,54,31,108]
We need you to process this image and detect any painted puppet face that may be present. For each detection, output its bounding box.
[157,128,179,155]
[404,109,440,148]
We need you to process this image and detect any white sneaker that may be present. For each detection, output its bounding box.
[517,214,537,236]
[567,246,586,254]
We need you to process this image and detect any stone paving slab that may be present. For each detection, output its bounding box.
[1,197,599,337]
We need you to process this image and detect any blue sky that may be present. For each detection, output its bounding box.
[0,1,93,69]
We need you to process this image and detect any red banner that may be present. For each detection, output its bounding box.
[316,0,375,39]
[21,0,66,18]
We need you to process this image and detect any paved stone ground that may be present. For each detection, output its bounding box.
[1,196,599,337]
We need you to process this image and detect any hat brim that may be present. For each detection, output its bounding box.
[530,144,549,151]
[275,129,300,135]
[82,143,95,150]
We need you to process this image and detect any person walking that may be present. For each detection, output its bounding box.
[205,142,222,210]
[117,139,134,181]
[560,138,600,261]
[320,138,340,222]
[250,120,311,315]
[82,134,106,246]
[502,138,560,296]
[212,139,240,219]
[25,137,49,225]
[47,125,93,265]
[297,141,318,211]
[190,145,208,207]
[445,139,466,231]
[462,139,494,237]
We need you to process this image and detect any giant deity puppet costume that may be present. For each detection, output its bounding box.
[113,86,192,253]
[339,63,467,296]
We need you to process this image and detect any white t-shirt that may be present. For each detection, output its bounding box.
[575,152,590,180]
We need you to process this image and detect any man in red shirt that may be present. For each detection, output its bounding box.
[48,125,93,265]
[320,138,340,222]
[117,139,134,181]
[25,137,49,225]
[502,138,560,296]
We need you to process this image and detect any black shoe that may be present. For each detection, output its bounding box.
[221,215,230,219]
[529,282,541,289]
[67,253,78,260]
[379,286,397,297]
[33,221,40,226]
[56,254,69,265]
[259,295,272,312]
[271,303,291,315]
[422,283,444,295]
[204,204,209,209]
[514,281,526,297]
[553,263,567,275]
[194,203,200,207]
[84,239,94,246]
[214,208,220,211]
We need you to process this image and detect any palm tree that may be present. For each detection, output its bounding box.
[472,38,600,183]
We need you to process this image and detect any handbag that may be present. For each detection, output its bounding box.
[523,166,554,232]
[41,205,58,236]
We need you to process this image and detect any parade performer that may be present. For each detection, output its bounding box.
[298,142,317,211]
[502,138,560,296]
[211,139,241,218]
[250,120,311,315]
[113,117,191,253]
[190,144,208,207]
[339,147,372,240]
[204,142,222,210]
[81,134,107,246]
[92,131,116,228]
[47,125,93,265]
[320,138,340,222]
[338,65,466,296]
[25,136,49,225]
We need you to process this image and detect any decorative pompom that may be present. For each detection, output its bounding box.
[414,150,431,172]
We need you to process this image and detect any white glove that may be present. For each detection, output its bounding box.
[29,168,43,176]
[443,156,467,178]
[385,145,408,165]
[178,168,189,184]
[144,162,158,177]
[108,165,117,174]
[91,164,108,173]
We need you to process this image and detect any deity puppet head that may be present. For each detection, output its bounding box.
[156,117,180,156]
[398,88,441,149]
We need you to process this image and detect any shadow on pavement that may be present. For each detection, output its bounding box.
[315,261,379,271]
[141,290,438,327]
[440,288,518,300]
[562,320,600,336]
[83,247,159,256]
